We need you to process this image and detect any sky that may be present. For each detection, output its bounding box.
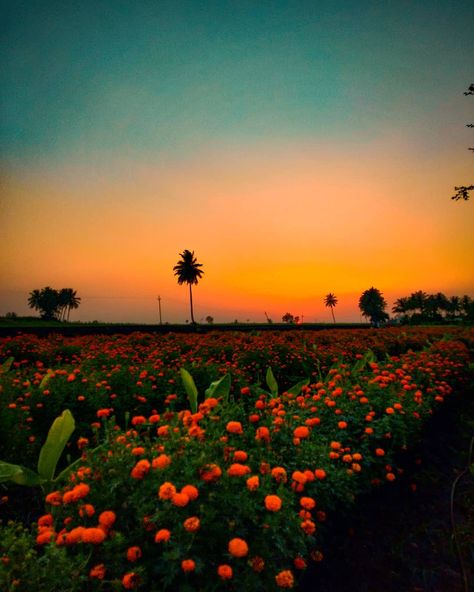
[1,0,473,323]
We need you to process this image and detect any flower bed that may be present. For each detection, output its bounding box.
[0,328,472,591]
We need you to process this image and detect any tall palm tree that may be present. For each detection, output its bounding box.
[62,288,81,321]
[173,250,204,324]
[324,293,338,323]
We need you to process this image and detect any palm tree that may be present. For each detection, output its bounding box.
[62,288,81,321]
[173,250,204,324]
[27,287,60,320]
[324,293,338,323]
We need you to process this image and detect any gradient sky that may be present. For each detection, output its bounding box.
[1,0,473,323]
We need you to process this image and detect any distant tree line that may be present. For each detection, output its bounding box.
[392,291,473,324]
[28,287,81,321]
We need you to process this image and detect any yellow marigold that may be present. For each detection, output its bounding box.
[226,421,243,434]
[228,537,249,558]
[158,482,176,500]
[264,494,282,512]
[217,564,233,580]
[183,516,200,532]
[275,569,295,588]
[155,528,171,543]
[227,463,251,477]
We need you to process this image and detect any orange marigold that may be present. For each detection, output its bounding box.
[98,511,116,529]
[82,527,106,544]
[246,475,260,491]
[227,463,251,477]
[181,484,199,500]
[155,528,171,543]
[45,491,62,506]
[228,537,249,558]
[126,546,142,562]
[158,482,176,500]
[89,563,106,579]
[293,426,310,439]
[183,516,200,532]
[255,426,270,442]
[275,569,295,588]
[171,492,189,507]
[226,421,243,434]
[233,450,248,462]
[271,466,288,483]
[264,494,282,512]
[181,559,196,572]
[200,464,222,482]
[300,496,316,510]
[122,572,140,589]
[217,564,233,580]
[250,555,265,572]
[152,454,171,470]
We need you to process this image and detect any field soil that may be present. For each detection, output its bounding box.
[300,382,474,592]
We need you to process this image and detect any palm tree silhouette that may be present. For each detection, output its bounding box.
[324,293,338,323]
[173,250,204,324]
[62,288,81,321]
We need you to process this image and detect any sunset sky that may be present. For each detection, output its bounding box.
[1,0,473,323]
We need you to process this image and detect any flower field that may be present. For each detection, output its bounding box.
[0,327,472,591]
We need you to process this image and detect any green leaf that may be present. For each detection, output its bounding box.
[287,378,310,396]
[180,368,198,413]
[54,443,105,484]
[205,373,231,403]
[37,410,75,481]
[1,357,14,373]
[39,369,55,391]
[0,461,42,486]
[266,367,278,396]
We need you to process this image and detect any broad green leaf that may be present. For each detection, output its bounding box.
[0,461,42,486]
[180,368,198,414]
[287,378,310,396]
[37,410,75,481]
[1,357,14,373]
[39,369,55,391]
[205,373,231,402]
[266,367,278,397]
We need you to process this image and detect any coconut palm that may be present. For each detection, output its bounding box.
[173,250,204,324]
[61,288,81,321]
[324,293,338,323]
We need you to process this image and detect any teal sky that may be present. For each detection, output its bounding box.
[2,0,473,166]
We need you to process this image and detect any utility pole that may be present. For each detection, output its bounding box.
[157,295,162,325]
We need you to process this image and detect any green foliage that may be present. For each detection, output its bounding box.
[180,368,199,413]
[1,357,14,373]
[266,366,279,396]
[205,373,231,402]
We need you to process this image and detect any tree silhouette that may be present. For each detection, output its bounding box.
[27,287,60,320]
[173,250,204,324]
[282,312,295,324]
[324,293,338,323]
[452,83,473,201]
[358,287,389,327]
[61,288,81,321]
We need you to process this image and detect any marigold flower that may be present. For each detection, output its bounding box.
[246,475,260,491]
[131,415,147,426]
[300,496,316,510]
[171,492,189,507]
[37,514,54,527]
[180,484,199,500]
[255,426,270,442]
[200,464,222,482]
[131,459,151,479]
[275,569,295,588]
[131,447,145,456]
[126,546,142,562]
[65,526,85,544]
[122,572,140,589]
[89,563,106,579]
[227,463,251,477]
[79,504,95,517]
[82,527,106,544]
[226,421,243,434]
[264,494,282,512]
[228,537,249,557]
[36,530,55,545]
[337,421,348,429]
[97,408,111,418]
[292,471,307,484]
[294,556,307,570]
[98,511,116,529]
[375,448,385,456]
[217,564,233,579]
[155,529,171,543]
[271,466,288,483]
[152,454,172,470]
[233,450,248,462]
[181,559,196,572]
[293,426,310,439]
[183,516,200,532]
[158,482,176,500]
[386,472,396,481]
[300,520,316,535]
[250,556,265,572]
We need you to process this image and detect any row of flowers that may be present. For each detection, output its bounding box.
[0,329,471,590]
